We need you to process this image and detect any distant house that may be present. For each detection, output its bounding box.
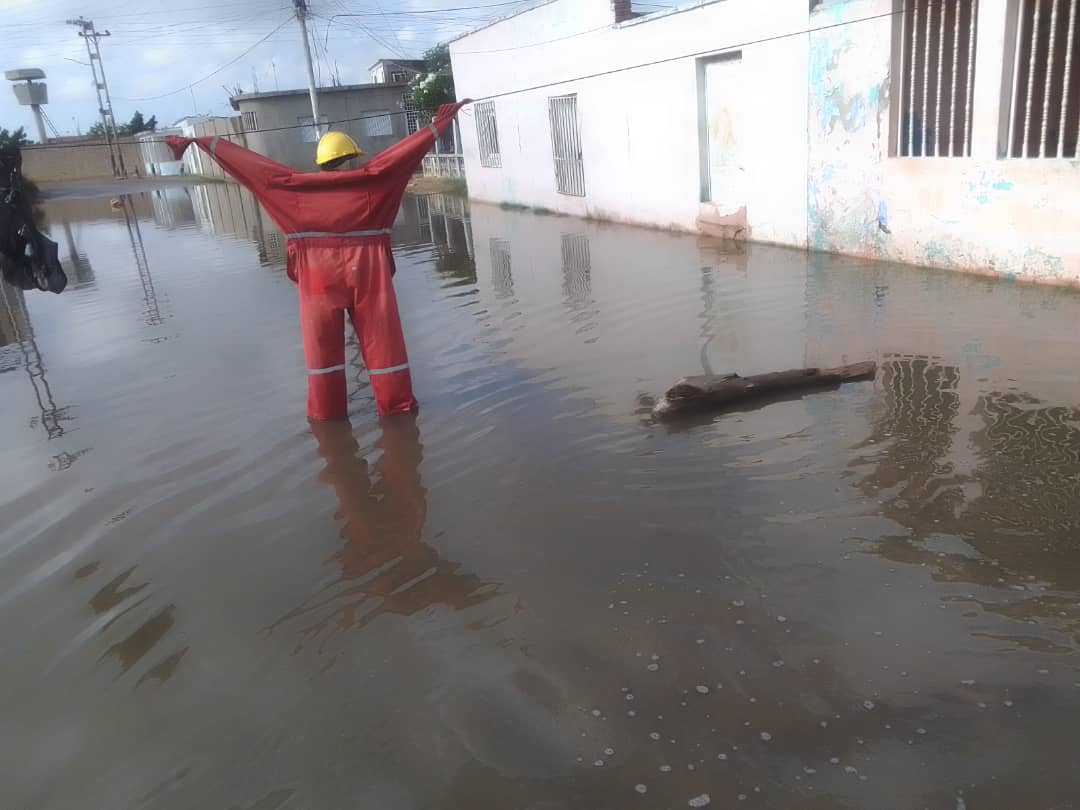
[449,0,1080,285]
[369,59,426,85]
[230,84,414,170]
[172,116,244,179]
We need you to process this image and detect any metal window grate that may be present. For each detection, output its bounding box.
[1007,0,1080,157]
[360,112,394,137]
[402,92,420,134]
[474,101,501,168]
[548,94,586,196]
[241,111,258,132]
[895,0,979,156]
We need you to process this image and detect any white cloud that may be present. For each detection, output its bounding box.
[0,0,505,137]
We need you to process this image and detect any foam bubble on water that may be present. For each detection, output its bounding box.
[717,753,728,760]
[737,794,747,801]
[819,720,828,728]
[804,767,817,774]
[650,732,661,740]
[916,727,927,735]
[1037,668,1050,675]
[604,747,615,756]
[660,764,672,773]
[771,660,785,668]
[732,600,745,607]
[776,616,788,623]
[960,679,976,686]
[735,619,745,625]
[696,685,710,694]
[635,784,648,795]
[688,794,711,807]
[628,710,638,717]
[830,757,840,765]
[687,764,695,771]
[863,700,876,710]
[1003,700,1014,708]
[759,731,772,741]
[576,756,584,763]
[647,663,660,672]
[748,697,757,703]
[592,709,602,717]
[627,694,636,701]
[873,631,883,637]
[594,759,605,767]
[844,766,858,775]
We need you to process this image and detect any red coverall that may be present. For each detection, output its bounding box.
[165,102,466,420]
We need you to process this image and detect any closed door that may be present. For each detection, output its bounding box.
[548,94,586,197]
[703,56,746,211]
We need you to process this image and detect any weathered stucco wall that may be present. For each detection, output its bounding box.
[809,0,1080,284]
[453,0,1080,284]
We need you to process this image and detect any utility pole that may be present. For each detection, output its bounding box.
[293,0,323,137]
[66,16,126,178]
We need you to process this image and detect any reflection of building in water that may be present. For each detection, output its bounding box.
[119,197,163,327]
[57,221,95,287]
[0,278,70,440]
[149,186,196,230]
[489,237,513,299]
[189,182,285,266]
[859,355,962,522]
[560,233,591,303]
[270,417,499,657]
[856,354,1080,606]
[0,279,28,354]
[421,193,476,285]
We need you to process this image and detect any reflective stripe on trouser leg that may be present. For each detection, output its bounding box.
[299,294,349,421]
[348,268,417,416]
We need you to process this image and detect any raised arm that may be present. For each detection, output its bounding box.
[165,135,292,195]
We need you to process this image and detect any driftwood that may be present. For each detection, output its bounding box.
[652,361,877,420]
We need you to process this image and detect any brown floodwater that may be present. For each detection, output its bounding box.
[3,184,1080,810]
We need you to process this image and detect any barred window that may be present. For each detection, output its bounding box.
[474,101,501,168]
[895,0,980,156]
[360,112,394,137]
[1005,0,1080,158]
[241,111,258,132]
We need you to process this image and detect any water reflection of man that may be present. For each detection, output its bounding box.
[305,416,493,632]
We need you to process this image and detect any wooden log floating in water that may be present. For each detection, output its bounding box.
[652,361,877,420]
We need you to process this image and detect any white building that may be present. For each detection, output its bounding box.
[450,0,1080,284]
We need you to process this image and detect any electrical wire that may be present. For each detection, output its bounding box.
[28,7,902,150]
[113,17,293,101]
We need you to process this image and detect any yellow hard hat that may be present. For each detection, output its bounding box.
[316,131,363,167]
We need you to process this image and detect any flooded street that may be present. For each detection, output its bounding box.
[4,183,1080,810]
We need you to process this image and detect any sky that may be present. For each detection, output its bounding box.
[0,0,537,138]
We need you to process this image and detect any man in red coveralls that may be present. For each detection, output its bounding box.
[165,101,469,420]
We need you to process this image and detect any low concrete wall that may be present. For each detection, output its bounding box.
[22,139,142,183]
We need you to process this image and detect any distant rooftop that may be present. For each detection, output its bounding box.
[367,58,426,71]
[230,82,408,110]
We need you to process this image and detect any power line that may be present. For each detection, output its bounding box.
[26,8,902,151]
[114,17,293,101]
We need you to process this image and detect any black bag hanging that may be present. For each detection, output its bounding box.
[0,146,67,295]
